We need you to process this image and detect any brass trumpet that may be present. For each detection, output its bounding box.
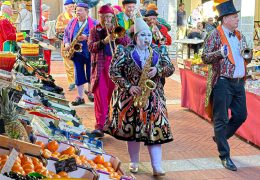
[240,34,253,63]
[112,15,126,39]
[104,15,126,56]
[152,24,166,44]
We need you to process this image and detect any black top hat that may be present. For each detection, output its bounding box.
[216,0,240,21]
[144,10,158,17]
[122,0,137,5]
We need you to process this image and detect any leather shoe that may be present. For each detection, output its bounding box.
[221,157,237,171]
[129,163,138,173]
[91,129,104,138]
[153,168,166,176]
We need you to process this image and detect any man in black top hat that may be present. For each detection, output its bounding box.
[202,1,252,171]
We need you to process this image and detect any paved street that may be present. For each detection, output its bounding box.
[51,59,260,180]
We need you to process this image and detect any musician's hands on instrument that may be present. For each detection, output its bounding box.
[64,43,70,51]
[78,34,87,41]
[148,67,157,78]
[103,35,110,44]
[129,86,142,96]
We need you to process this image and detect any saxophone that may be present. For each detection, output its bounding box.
[133,46,156,108]
[63,20,88,59]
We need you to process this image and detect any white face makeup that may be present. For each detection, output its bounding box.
[136,29,152,50]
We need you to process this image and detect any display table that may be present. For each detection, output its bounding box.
[180,68,260,147]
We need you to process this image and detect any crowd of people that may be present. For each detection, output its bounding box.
[0,0,255,177]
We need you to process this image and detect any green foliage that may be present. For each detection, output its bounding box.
[0,88,19,123]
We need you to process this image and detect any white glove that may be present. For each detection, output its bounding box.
[221,45,228,58]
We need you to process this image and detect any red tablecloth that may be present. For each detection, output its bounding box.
[180,68,260,147]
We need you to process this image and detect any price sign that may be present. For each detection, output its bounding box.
[54,157,77,174]
[1,148,19,174]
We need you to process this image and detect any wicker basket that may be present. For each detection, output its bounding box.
[0,52,17,72]
[21,43,39,56]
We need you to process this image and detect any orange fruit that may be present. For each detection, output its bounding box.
[0,160,7,166]
[79,155,87,161]
[18,153,24,160]
[52,174,61,178]
[0,155,8,160]
[12,165,23,174]
[107,167,115,173]
[51,151,60,158]
[49,171,56,176]
[46,140,59,152]
[16,157,21,164]
[61,146,75,155]
[35,141,45,149]
[22,156,32,164]
[31,157,40,164]
[13,161,21,167]
[24,168,34,175]
[103,161,112,168]
[58,171,68,177]
[42,149,52,159]
[41,170,50,177]
[96,164,105,170]
[93,155,105,164]
[22,163,34,171]
[35,166,46,173]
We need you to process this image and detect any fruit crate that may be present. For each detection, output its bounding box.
[0,52,16,72]
[35,135,134,179]
[0,135,41,156]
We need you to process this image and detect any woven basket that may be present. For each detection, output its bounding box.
[0,52,17,72]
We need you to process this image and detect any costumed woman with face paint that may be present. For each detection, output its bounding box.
[103,18,174,176]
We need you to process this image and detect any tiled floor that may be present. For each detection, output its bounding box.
[51,61,260,180]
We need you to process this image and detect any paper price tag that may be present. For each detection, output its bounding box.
[54,157,77,174]
[1,148,19,174]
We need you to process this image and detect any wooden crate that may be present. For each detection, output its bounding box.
[0,135,42,156]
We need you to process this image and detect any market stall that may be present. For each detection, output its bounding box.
[179,54,260,147]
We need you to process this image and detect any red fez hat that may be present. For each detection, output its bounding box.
[98,5,114,14]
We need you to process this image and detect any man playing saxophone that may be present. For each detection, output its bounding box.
[88,5,130,137]
[103,17,174,176]
[56,0,75,91]
[63,3,98,106]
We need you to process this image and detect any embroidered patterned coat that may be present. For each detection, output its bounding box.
[202,26,246,118]
[88,24,131,92]
[104,44,174,145]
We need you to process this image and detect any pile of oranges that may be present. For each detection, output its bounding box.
[0,154,69,178]
[35,140,122,180]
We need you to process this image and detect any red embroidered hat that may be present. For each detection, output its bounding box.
[98,5,114,14]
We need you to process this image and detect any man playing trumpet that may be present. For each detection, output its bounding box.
[144,10,172,46]
[202,1,252,171]
[88,5,130,137]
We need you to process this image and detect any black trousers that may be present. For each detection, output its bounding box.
[212,77,247,159]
